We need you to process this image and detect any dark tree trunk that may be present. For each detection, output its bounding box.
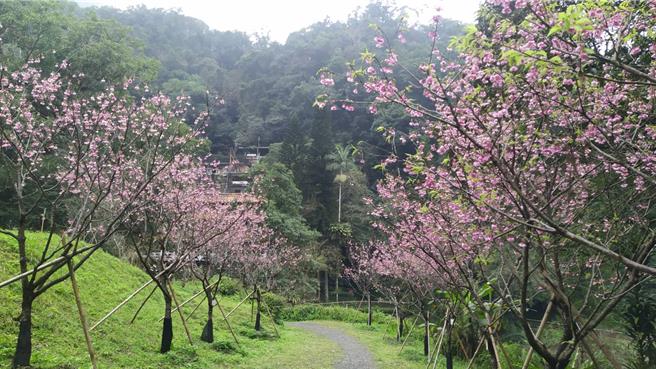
[201,289,214,343]
[398,314,404,342]
[423,312,430,357]
[485,334,498,369]
[446,321,453,369]
[254,286,262,331]
[367,293,372,326]
[324,271,329,302]
[12,291,33,368]
[201,319,213,343]
[160,294,173,353]
[13,223,33,369]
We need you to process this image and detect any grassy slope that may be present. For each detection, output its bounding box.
[0,232,339,369]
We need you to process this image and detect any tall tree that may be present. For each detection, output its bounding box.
[326,144,356,223]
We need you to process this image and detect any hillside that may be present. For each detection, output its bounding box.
[0,232,339,369]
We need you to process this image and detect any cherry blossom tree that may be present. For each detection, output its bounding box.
[232,217,299,331]
[187,194,261,343]
[323,1,656,368]
[0,61,205,367]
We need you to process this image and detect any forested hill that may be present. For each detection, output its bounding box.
[91,3,465,158]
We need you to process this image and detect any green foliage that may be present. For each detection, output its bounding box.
[0,0,157,93]
[262,292,286,324]
[218,276,242,296]
[250,162,319,245]
[622,281,656,369]
[281,304,393,325]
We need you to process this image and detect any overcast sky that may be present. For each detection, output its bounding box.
[76,0,482,43]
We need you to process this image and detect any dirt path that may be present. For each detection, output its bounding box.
[288,321,376,369]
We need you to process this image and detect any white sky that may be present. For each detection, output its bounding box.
[76,0,481,43]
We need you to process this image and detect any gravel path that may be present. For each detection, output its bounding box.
[288,321,377,369]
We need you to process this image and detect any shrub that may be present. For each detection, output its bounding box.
[262,292,286,323]
[218,276,242,296]
[281,304,393,325]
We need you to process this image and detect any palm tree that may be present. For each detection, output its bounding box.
[326,144,356,223]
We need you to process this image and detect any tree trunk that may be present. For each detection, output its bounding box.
[485,334,499,369]
[424,312,430,357]
[254,286,262,331]
[12,290,33,368]
[335,276,339,303]
[160,293,173,353]
[201,288,214,343]
[446,320,453,369]
[324,271,329,302]
[317,271,321,301]
[398,314,405,342]
[395,305,401,342]
[367,293,372,326]
[337,182,342,223]
[13,223,32,369]
[485,312,500,369]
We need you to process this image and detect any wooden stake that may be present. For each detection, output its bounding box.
[0,247,94,289]
[225,290,255,319]
[485,311,501,368]
[168,280,193,345]
[130,285,158,324]
[259,288,280,337]
[465,336,486,369]
[213,294,240,347]
[455,332,470,361]
[399,314,420,354]
[90,270,168,331]
[158,279,220,322]
[428,310,449,369]
[68,256,98,369]
[521,300,553,369]
[185,294,208,321]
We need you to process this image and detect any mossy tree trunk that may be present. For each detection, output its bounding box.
[13,219,33,369]
[160,280,173,353]
[367,293,372,326]
[200,285,214,343]
[254,285,262,331]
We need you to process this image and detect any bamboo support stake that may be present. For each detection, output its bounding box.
[521,300,553,369]
[213,295,240,347]
[580,337,603,369]
[485,312,501,367]
[68,256,98,369]
[428,310,449,369]
[465,336,486,369]
[455,332,470,361]
[168,280,193,345]
[158,279,220,322]
[90,277,156,331]
[130,285,158,324]
[260,288,280,337]
[225,290,255,318]
[0,247,93,289]
[399,314,420,354]
[185,294,208,321]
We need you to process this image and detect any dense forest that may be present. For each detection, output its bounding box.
[1,1,655,369]
[0,0,464,293]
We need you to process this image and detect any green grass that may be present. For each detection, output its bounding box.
[283,304,469,369]
[317,320,466,369]
[0,231,339,369]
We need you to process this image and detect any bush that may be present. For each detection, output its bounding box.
[218,276,242,296]
[262,292,286,323]
[281,304,393,325]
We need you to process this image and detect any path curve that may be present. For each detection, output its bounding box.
[288,321,377,369]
